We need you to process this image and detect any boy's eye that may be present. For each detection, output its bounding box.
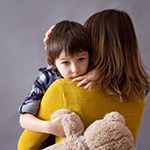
[62,61,70,65]
[78,57,85,62]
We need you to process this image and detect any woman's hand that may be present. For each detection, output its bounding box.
[43,25,55,50]
[72,68,98,90]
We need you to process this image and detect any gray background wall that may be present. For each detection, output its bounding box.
[0,0,149,150]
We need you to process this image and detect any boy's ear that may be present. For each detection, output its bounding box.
[52,65,60,74]
[52,65,57,70]
[52,64,57,69]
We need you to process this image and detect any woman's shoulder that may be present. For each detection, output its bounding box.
[47,78,76,93]
[52,78,79,87]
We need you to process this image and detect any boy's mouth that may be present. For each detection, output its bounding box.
[72,76,79,79]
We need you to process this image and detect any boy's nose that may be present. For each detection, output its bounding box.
[71,64,79,73]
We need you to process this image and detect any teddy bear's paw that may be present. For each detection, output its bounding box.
[62,136,89,150]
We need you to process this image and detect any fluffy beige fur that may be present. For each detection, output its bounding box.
[44,109,135,150]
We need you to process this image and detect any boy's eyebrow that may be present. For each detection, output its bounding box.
[59,57,69,60]
[77,52,88,57]
[58,55,71,60]
[58,52,88,60]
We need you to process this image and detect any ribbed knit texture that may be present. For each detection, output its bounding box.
[18,78,145,150]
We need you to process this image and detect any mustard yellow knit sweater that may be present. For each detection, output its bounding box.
[18,79,145,150]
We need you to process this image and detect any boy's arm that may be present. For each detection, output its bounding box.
[19,66,62,116]
[19,113,65,136]
[18,67,63,133]
[18,70,49,133]
[19,114,47,133]
[18,79,65,150]
[19,67,51,116]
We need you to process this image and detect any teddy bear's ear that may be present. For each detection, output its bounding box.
[51,109,72,120]
[84,112,135,150]
[104,111,125,125]
[61,112,85,138]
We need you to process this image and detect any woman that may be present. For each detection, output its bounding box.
[18,9,149,150]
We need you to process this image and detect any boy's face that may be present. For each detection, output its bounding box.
[55,50,89,79]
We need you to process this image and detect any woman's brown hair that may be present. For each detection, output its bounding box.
[84,9,150,101]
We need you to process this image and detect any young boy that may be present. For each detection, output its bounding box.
[18,20,91,147]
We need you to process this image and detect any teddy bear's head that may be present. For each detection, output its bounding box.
[45,109,135,150]
[84,112,135,150]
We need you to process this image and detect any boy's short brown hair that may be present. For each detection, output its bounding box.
[46,20,91,67]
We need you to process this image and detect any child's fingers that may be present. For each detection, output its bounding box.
[84,81,95,90]
[72,76,85,82]
[77,79,89,87]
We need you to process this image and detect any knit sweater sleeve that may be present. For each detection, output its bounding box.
[37,79,65,120]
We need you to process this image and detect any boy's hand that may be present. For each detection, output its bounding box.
[72,68,98,90]
[46,116,65,137]
[43,25,56,50]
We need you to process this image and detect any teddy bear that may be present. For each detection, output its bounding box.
[44,109,135,150]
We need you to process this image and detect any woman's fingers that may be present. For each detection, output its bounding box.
[43,25,56,50]
[43,28,51,44]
